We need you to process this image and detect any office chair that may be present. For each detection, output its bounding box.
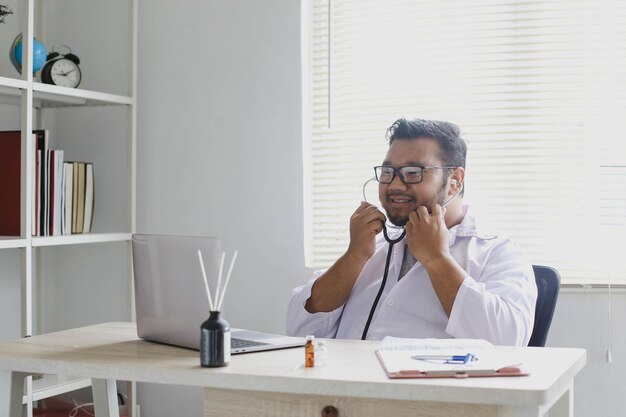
[528,265,561,347]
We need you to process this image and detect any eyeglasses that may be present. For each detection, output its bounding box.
[373,165,456,184]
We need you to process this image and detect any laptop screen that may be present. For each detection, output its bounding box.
[132,234,222,349]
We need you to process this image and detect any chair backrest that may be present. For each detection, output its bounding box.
[528,265,561,347]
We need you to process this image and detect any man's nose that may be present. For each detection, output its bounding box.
[388,173,407,190]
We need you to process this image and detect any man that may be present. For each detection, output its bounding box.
[287,118,537,346]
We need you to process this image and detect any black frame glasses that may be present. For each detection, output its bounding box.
[373,165,456,184]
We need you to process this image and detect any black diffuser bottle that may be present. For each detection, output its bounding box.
[200,311,231,367]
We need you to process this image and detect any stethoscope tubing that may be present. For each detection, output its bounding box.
[361,235,399,340]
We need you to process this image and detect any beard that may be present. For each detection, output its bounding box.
[384,180,448,226]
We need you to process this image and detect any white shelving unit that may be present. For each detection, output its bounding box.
[0,0,137,415]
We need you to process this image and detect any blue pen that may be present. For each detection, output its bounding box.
[411,353,477,364]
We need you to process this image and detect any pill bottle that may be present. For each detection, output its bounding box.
[305,335,315,368]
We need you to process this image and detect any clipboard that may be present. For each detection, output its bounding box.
[375,349,529,379]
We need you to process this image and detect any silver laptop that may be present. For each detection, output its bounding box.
[131,234,305,353]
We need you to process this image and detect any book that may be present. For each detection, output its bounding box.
[48,150,55,236]
[31,133,37,236]
[375,337,527,379]
[76,162,86,234]
[82,163,94,233]
[52,150,64,236]
[33,130,48,236]
[35,149,40,235]
[0,131,21,236]
[72,162,79,234]
[44,147,51,235]
[63,162,73,235]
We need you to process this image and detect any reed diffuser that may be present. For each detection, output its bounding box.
[197,249,238,367]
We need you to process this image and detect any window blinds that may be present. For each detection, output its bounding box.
[306,0,626,283]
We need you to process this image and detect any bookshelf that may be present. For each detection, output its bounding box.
[0,0,137,415]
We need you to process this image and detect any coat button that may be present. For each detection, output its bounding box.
[387,299,394,306]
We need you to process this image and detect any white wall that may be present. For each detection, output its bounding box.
[135,2,623,417]
[137,0,305,332]
[548,289,625,417]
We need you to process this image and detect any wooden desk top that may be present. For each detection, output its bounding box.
[0,322,585,408]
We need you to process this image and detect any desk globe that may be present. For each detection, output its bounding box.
[10,33,47,74]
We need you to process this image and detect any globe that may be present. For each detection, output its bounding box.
[9,33,47,74]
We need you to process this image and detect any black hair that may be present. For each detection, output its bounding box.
[386,118,467,169]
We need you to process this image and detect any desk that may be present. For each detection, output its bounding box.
[0,322,585,417]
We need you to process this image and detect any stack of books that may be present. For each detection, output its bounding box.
[0,130,94,237]
[32,130,94,236]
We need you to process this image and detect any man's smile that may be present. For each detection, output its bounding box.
[387,194,414,204]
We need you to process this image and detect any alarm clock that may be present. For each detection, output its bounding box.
[40,46,82,88]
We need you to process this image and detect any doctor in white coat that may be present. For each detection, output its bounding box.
[287,118,537,346]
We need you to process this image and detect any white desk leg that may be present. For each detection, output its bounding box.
[549,382,573,417]
[0,370,27,417]
[92,378,120,417]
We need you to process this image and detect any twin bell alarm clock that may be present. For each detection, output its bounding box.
[40,46,82,88]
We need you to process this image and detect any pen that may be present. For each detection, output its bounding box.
[411,353,477,364]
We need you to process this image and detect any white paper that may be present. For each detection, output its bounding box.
[378,337,519,375]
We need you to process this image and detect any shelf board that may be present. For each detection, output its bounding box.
[0,237,27,249]
[0,78,133,108]
[0,75,27,90]
[0,77,26,106]
[32,233,132,247]
[33,83,133,108]
[25,375,92,404]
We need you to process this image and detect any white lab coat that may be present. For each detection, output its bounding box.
[286,205,537,346]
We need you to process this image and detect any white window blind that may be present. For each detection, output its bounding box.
[305,0,626,283]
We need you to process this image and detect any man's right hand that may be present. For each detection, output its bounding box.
[305,202,386,313]
[347,202,387,261]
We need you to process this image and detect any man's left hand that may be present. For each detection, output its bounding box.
[406,204,450,266]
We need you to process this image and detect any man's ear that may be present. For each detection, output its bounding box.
[449,167,465,191]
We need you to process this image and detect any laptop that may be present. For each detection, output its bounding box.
[131,234,305,353]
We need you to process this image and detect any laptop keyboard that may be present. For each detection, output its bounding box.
[231,338,270,349]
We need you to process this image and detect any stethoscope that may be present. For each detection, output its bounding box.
[359,178,464,340]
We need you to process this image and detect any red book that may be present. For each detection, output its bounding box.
[0,131,21,236]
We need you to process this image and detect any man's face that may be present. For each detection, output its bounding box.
[379,137,449,226]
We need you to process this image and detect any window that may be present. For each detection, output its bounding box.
[304,0,626,283]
